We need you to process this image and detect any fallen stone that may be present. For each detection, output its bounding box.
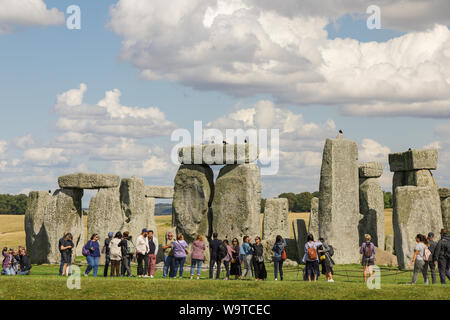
[359,177,384,249]
[308,197,319,238]
[394,186,443,269]
[374,247,398,267]
[262,198,289,240]
[212,164,261,241]
[318,137,360,264]
[388,149,438,172]
[58,173,120,189]
[359,162,383,178]
[292,219,308,263]
[178,143,259,165]
[438,188,450,199]
[173,165,214,243]
[144,186,174,199]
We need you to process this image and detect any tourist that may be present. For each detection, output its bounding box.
[303,234,322,281]
[119,231,132,277]
[272,235,287,281]
[172,233,188,278]
[433,229,450,284]
[58,231,68,276]
[109,232,122,277]
[136,228,149,278]
[252,236,266,281]
[230,238,241,280]
[2,247,17,276]
[360,234,376,283]
[147,230,158,278]
[209,232,222,279]
[162,231,175,278]
[424,232,437,284]
[222,239,233,280]
[240,236,254,280]
[318,237,334,282]
[84,234,101,277]
[410,234,429,284]
[60,233,74,277]
[190,234,206,279]
[102,232,113,277]
[16,247,32,275]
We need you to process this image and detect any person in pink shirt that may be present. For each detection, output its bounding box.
[190,234,206,279]
[222,239,233,280]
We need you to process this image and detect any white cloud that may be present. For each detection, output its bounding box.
[0,0,64,33]
[14,134,35,149]
[23,148,69,167]
[109,1,450,118]
[0,140,7,157]
[359,139,391,163]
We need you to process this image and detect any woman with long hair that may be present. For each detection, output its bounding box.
[230,238,241,280]
[60,233,74,277]
[252,236,267,281]
[190,234,206,279]
[109,232,122,277]
[411,234,430,284]
[84,233,101,277]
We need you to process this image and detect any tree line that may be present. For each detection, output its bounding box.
[0,194,28,214]
[261,191,393,213]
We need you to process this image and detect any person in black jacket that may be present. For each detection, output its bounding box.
[119,231,132,277]
[424,232,437,284]
[251,236,266,281]
[209,233,222,279]
[103,232,113,277]
[16,247,31,275]
[433,229,450,284]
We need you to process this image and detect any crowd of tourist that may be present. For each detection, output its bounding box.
[2,227,449,284]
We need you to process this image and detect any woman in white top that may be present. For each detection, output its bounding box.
[410,234,430,284]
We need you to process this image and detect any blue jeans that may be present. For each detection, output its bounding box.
[190,259,203,276]
[85,256,99,277]
[173,257,186,278]
[2,267,15,275]
[163,255,174,278]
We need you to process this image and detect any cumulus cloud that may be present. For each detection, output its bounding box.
[23,148,70,167]
[0,0,64,33]
[109,0,450,118]
[14,134,35,149]
[0,140,7,157]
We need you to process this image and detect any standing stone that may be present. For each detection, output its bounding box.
[212,164,261,242]
[88,187,124,243]
[262,198,289,240]
[318,136,360,264]
[308,197,319,238]
[439,188,450,230]
[292,219,308,263]
[385,234,394,254]
[173,165,214,243]
[394,186,443,269]
[144,197,157,240]
[120,176,148,240]
[359,171,384,248]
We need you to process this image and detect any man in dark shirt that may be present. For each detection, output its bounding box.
[148,230,157,278]
[58,231,67,276]
[103,232,113,277]
[209,233,222,279]
[425,232,437,284]
[433,229,450,284]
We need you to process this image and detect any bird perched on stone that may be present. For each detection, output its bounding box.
[223,140,227,145]
[339,130,343,134]
[336,130,344,139]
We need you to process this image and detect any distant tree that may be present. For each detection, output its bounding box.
[296,192,314,212]
[0,194,28,214]
[278,193,297,212]
[383,191,393,209]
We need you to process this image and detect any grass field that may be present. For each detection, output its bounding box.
[0,209,394,249]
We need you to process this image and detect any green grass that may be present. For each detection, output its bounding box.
[0,263,447,300]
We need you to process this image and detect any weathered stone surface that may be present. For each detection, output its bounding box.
[120,176,148,240]
[88,186,124,243]
[374,247,398,267]
[389,149,438,172]
[144,197,157,241]
[394,186,443,269]
[441,197,450,231]
[308,197,319,238]
[178,144,259,165]
[359,162,383,178]
[385,234,394,254]
[438,188,450,199]
[293,219,308,263]
[262,198,289,240]
[359,178,384,249]
[212,164,261,241]
[318,137,360,264]
[144,186,174,199]
[58,173,120,189]
[173,165,214,243]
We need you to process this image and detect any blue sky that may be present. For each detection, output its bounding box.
[0,0,449,200]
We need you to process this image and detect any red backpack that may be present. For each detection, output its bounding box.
[307,243,318,260]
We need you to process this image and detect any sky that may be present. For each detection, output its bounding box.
[0,0,449,204]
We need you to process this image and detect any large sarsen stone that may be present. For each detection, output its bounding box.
[58,173,120,189]
[262,198,289,240]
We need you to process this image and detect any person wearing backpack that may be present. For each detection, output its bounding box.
[410,234,429,284]
[84,234,101,277]
[209,233,222,279]
[119,231,133,277]
[424,232,437,284]
[433,228,450,284]
[109,232,122,277]
[318,237,334,282]
[360,234,376,283]
[303,234,322,281]
[102,232,113,277]
[272,235,287,281]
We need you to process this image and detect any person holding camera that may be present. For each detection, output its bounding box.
[60,233,74,277]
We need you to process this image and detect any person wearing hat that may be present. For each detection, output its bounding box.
[424,232,437,284]
[103,232,114,277]
[136,228,150,277]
